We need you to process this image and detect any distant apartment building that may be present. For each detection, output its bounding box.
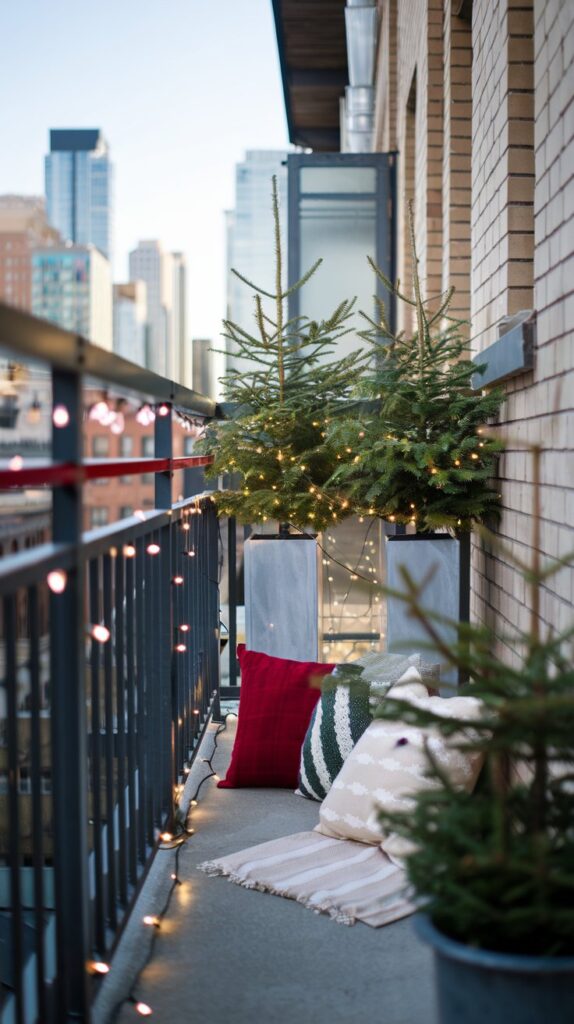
[225,151,288,374]
[32,244,112,350]
[45,128,113,261]
[113,281,148,365]
[129,240,187,380]
[0,195,61,311]
[172,251,189,386]
[192,337,216,398]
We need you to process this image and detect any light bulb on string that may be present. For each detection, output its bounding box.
[47,570,67,594]
[52,404,70,428]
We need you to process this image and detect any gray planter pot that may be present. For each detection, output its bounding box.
[244,534,320,661]
[415,914,574,1024]
[385,533,470,690]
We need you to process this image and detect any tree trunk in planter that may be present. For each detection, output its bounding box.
[385,533,470,691]
[415,914,574,1024]
[244,533,320,661]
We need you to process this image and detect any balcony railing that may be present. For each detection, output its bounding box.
[0,302,231,1023]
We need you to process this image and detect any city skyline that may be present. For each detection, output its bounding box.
[0,0,290,347]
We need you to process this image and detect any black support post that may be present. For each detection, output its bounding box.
[50,366,91,1021]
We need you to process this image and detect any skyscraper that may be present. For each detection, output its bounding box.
[32,244,112,351]
[113,281,148,366]
[45,129,113,261]
[225,151,288,374]
[129,241,187,381]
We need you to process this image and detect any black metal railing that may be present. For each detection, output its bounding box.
[0,302,228,1023]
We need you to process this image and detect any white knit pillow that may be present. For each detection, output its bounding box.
[315,666,484,858]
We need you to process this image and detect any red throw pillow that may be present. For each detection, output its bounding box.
[218,645,335,789]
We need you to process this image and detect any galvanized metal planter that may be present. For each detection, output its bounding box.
[385,533,470,690]
[415,914,574,1024]
[244,534,320,661]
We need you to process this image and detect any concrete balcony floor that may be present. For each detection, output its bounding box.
[95,718,436,1024]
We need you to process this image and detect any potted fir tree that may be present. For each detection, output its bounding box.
[373,445,574,1023]
[327,207,504,680]
[199,176,366,660]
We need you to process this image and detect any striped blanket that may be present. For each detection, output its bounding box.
[198,831,414,927]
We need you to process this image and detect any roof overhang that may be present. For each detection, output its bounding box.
[272,0,348,151]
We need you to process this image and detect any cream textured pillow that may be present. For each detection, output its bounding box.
[315,667,484,858]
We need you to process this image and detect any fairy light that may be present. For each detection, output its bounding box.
[157,404,170,417]
[89,961,110,975]
[147,543,160,555]
[123,545,136,558]
[471,453,479,460]
[9,455,23,471]
[187,550,196,558]
[182,522,190,531]
[46,570,67,594]
[179,624,190,632]
[431,467,438,475]
[143,915,160,928]
[175,643,187,653]
[173,575,184,585]
[52,404,70,428]
[454,459,461,467]
[135,1002,153,1017]
[89,399,109,423]
[159,831,173,843]
[91,624,110,643]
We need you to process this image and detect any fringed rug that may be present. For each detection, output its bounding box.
[198,831,414,927]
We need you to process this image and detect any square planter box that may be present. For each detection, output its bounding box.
[244,534,320,661]
[386,533,470,691]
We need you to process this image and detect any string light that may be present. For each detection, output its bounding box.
[123,545,136,558]
[52,404,70,428]
[91,624,110,643]
[471,453,479,460]
[186,550,196,558]
[157,404,170,417]
[142,915,160,929]
[159,832,173,843]
[9,455,23,471]
[179,624,190,633]
[147,543,160,555]
[134,1002,153,1016]
[173,576,184,585]
[175,643,187,653]
[47,570,67,594]
[89,961,110,975]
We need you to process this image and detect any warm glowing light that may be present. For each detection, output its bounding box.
[173,576,184,585]
[47,570,67,594]
[182,522,190,531]
[431,467,438,475]
[123,544,136,558]
[135,509,146,521]
[471,453,479,460]
[358,431,365,438]
[187,550,196,558]
[179,624,190,632]
[175,643,187,653]
[193,709,200,715]
[89,400,109,423]
[9,455,23,471]
[135,1002,153,1017]
[110,412,125,435]
[389,515,396,522]
[52,404,70,428]
[147,543,160,555]
[143,915,160,927]
[454,459,461,467]
[159,832,173,842]
[91,624,111,643]
[213,774,220,782]
[170,873,178,880]
[89,961,110,975]
[158,403,170,417]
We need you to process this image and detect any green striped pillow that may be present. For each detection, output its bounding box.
[297,669,372,801]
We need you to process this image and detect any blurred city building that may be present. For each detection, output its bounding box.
[0,195,61,312]
[32,244,112,351]
[45,128,113,262]
[129,241,187,380]
[113,280,148,365]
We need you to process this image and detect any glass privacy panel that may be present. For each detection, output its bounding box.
[299,197,377,359]
[300,166,377,194]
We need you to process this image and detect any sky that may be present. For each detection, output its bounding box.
[0,0,290,343]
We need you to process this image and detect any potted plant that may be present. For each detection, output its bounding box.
[373,446,574,1023]
[327,205,504,678]
[198,176,366,660]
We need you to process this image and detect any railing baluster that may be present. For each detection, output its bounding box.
[29,585,48,1023]
[125,548,138,885]
[114,551,128,905]
[102,552,117,931]
[135,535,148,862]
[5,594,24,1024]
[89,558,106,954]
[143,538,155,846]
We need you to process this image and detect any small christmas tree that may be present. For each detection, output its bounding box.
[199,176,367,531]
[372,444,574,955]
[327,203,504,532]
